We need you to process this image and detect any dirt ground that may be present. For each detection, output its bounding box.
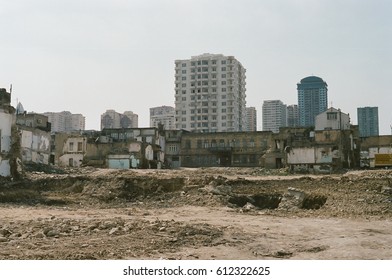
[1,167,392,260]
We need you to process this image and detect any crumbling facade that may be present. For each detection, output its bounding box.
[16,113,51,165]
[0,89,15,176]
[51,133,88,167]
[164,129,188,168]
[180,131,274,168]
[285,108,360,172]
[83,127,165,169]
[360,135,392,168]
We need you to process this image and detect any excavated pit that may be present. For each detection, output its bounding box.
[302,194,328,210]
[228,194,282,209]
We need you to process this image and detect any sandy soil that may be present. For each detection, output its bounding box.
[1,167,392,260]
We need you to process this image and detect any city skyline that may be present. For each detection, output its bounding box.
[1,0,391,134]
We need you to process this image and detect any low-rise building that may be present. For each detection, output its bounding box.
[164,129,188,168]
[180,131,275,168]
[286,108,360,172]
[51,133,87,167]
[83,127,165,169]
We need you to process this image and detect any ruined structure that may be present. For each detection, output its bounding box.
[0,88,16,177]
[51,132,87,167]
[360,135,392,168]
[16,113,51,165]
[164,129,188,168]
[83,127,165,169]
[286,108,360,172]
[180,131,275,168]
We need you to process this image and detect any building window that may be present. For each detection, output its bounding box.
[182,63,186,67]
[69,142,74,151]
[327,112,337,120]
[77,142,83,152]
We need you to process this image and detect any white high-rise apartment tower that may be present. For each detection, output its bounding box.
[150,106,176,130]
[174,53,246,132]
[43,111,85,132]
[262,100,287,133]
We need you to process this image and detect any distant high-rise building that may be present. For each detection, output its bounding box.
[262,100,287,133]
[297,76,328,127]
[150,106,176,130]
[357,107,379,137]
[287,104,299,127]
[43,111,85,132]
[245,107,257,131]
[174,53,246,132]
[101,110,138,130]
[122,111,139,128]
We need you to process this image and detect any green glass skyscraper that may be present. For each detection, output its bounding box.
[297,76,328,127]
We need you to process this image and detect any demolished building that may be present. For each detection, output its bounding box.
[83,127,165,169]
[0,88,16,177]
[16,113,51,165]
[286,108,360,172]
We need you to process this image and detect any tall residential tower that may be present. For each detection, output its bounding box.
[262,100,287,133]
[297,76,328,127]
[245,107,257,132]
[357,106,379,137]
[150,106,176,130]
[174,53,246,132]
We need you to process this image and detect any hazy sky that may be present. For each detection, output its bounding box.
[1,0,391,133]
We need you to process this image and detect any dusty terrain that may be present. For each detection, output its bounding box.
[1,167,392,260]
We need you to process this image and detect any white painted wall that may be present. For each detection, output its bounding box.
[145,145,153,161]
[0,112,13,153]
[0,111,13,177]
[287,147,315,164]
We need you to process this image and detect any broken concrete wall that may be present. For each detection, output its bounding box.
[0,110,14,177]
[20,128,51,164]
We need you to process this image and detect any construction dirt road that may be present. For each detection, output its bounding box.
[1,167,392,260]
